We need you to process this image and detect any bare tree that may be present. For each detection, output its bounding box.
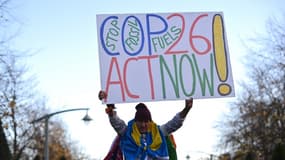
[0,47,48,159]
[1,52,92,160]
[217,14,285,159]
[0,1,93,159]
[1,1,19,159]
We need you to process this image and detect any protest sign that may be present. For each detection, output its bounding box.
[96,12,235,104]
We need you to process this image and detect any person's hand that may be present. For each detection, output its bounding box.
[185,97,193,110]
[98,90,115,111]
[98,90,107,100]
[180,98,193,118]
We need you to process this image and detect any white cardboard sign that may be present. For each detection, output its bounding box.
[96,12,235,104]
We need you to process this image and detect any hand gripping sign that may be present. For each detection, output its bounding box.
[96,12,235,104]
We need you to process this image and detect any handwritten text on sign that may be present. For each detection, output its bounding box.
[97,12,235,104]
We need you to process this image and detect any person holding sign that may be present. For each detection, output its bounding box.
[98,90,193,160]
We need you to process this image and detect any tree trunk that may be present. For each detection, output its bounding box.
[0,118,12,160]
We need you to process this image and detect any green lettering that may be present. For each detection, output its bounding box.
[179,54,196,96]
[192,53,214,96]
[160,55,179,98]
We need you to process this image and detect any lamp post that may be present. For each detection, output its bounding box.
[31,108,92,160]
[186,154,190,160]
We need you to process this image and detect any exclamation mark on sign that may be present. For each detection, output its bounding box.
[213,14,231,96]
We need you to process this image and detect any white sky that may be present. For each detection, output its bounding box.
[9,0,284,159]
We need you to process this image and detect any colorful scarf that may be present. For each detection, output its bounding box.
[120,120,169,160]
[104,134,177,160]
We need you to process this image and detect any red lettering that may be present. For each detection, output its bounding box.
[189,14,211,55]
[105,57,126,102]
[123,57,140,99]
[138,55,159,99]
[165,13,187,55]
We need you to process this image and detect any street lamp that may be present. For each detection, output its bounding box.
[31,108,92,160]
[186,154,190,160]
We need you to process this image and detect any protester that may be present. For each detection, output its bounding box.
[98,90,193,160]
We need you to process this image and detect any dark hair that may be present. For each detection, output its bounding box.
[134,103,152,122]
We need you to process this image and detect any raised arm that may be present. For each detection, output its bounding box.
[180,98,193,118]
[98,90,116,116]
[98,90,127,135]
[160,98,193,136]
